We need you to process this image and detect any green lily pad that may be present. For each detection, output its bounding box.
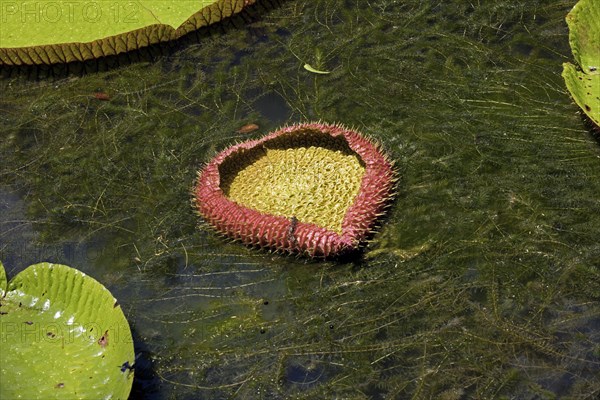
[0,262,6,296]
[562,0,600,128]
[0,0,255,66]
[0,261,134,399]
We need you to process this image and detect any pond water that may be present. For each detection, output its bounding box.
[1,0,599,398]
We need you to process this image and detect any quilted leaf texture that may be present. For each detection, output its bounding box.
[0,261,134,399]
[0,0,255,66]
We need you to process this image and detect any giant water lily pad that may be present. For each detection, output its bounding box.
[0,0,255,66]
[0,264,6,296]
[562,0,600,128]
[195,122,396,258]
[0,261,134,399]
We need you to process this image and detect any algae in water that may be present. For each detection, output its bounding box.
[1,0,599,398]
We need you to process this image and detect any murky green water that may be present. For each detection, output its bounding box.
[1,0,599,398]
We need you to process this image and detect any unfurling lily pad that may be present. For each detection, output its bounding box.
[0,0,256,66]
[0,261,134,399]
[561,0,600,128]
[194,122,397,258]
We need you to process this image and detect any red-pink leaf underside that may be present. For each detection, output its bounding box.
[195,122,396,258]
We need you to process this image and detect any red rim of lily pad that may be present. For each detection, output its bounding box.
[194,122,396,258]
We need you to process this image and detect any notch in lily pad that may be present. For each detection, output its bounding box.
[0,0,256,66]
[561,0,600,129]
[0,261,135,399]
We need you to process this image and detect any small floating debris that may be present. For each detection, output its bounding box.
[237,123,259,134]
[303,64,330,74]
[93,92,110,101]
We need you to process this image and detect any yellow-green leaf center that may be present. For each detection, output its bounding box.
[223,144,365,234]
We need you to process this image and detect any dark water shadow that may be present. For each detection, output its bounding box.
[583,115,600,146]
[128,327,161,400]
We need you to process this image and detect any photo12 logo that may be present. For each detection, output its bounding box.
[1,320,133,346]
[1,1,140,24]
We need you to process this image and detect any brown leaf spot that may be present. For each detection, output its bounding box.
[55,383,65,389]
[98,330,109,348]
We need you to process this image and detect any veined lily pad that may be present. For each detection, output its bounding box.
[561,0,600,128]
[0,261,134,399]
[195,122,396,258]
[0,263,6,296]
[0,0,255,66]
